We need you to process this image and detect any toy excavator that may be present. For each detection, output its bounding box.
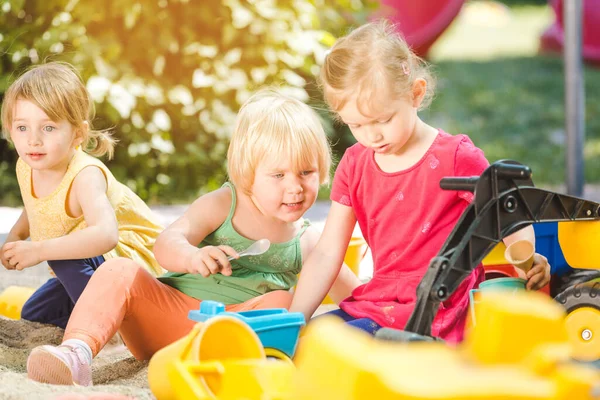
[379,160,600,361]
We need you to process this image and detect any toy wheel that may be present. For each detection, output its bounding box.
[555,282,600,362]
[264,348,293,364]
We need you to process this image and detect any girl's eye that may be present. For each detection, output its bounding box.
[378,116,393,124]
[43,126,56,132]
[16,126,27,132]
[301,170,314,176]
[273,173,284,179]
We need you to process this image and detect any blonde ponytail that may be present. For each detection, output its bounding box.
[83,128,117,160]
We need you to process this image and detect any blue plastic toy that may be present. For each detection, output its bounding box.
[533,222,571,276]
[188,300,305,360]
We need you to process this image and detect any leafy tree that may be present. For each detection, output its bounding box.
[0,0,374,205]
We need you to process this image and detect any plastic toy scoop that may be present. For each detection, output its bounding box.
[228,239,271,261]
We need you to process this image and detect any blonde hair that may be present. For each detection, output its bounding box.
[320,19,436,116]
[227,89,332,195]
[1,61,116,159]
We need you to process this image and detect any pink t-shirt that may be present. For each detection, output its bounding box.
[331,130,489,343]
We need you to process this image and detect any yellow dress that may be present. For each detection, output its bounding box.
[16,149,164,276]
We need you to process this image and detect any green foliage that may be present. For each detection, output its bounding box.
[425,56,600,185]
[0,0,374,205]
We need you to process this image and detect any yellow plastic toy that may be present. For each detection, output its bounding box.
[558,220,600,270]
[322,236,367,304]
[482,224,600,362]
[171,358,293,400]
[480,225,600,362]
[293,291,600,400]
[148,315,294,400]
[0,286,35,320]
[344,236,368,276]
[556,221,600,362]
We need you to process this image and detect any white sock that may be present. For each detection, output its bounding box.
[61,339,93,365]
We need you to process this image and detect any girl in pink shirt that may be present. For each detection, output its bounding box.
[290,20,551,342]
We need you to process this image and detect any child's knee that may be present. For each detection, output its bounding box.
[19,300,38,322]
[265,290,293,309]
[47,259,72,270]
[93,258,144,284]
[20,300,69,328]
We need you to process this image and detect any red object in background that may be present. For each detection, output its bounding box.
[540,0,600,65]
[376,0,465,57]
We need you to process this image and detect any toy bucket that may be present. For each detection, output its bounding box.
[148,316,264,400]
[469,278,527,325]
[0,286,35,320]
[172,358,294,399]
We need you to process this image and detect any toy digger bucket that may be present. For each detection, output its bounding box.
[148,316,265,400]
[0,286,35,320]
[558,221,600,270]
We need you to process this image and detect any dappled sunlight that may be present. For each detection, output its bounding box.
[0,0,375,204]
[429,2,554,61]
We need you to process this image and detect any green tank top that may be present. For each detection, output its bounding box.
[158,182,310,304]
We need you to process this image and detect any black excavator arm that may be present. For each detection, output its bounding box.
[402,160,600,338]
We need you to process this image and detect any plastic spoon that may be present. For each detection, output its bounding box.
[227,239,271,261]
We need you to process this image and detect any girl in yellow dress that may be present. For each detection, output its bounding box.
[0,62,164,328]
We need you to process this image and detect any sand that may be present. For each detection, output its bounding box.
[0,317,153,400]
[0,264,154,399]
[0,206,187,400]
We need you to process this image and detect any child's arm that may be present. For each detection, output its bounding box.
[1,167,119,270]
[300,226,362,304]
[328,263,362,304]
[153,188,238,276]
[0,209,30,269]
[290,202,357,320]
[503,226,551,290]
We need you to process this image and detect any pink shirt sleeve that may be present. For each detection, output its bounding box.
[453,135,489,203]
[330,150,353,207]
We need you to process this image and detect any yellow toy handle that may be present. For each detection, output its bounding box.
[188,361,225,375]
[264,348,294,364]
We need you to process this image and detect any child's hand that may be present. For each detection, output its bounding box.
[188,245,239,277]
[525,253,551,291]
[0,243,12,269]
[1,240,43,271]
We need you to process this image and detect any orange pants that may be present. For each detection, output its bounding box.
[64,258,293,360]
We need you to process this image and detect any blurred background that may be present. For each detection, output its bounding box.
[1,0,599,207]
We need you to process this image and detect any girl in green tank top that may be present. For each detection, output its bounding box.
[153,90,361,305]
[158,182,312,303]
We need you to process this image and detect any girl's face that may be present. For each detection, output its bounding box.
[9,99,81,173]
[250,157,320,223]
[337,80,426,157]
